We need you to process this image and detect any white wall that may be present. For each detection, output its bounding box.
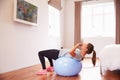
[63,0,75,48]
[63,0,115,56]
[60,0,66,48]
[0,0,64,73]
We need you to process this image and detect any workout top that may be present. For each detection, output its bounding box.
[58,48,83,61]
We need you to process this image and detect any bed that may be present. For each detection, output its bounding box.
[99,44,120,75]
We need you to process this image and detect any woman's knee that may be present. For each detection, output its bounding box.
[38,51,43,56]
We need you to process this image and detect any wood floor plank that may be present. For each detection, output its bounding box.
[0,59,102,80]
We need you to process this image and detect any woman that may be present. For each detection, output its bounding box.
[37,43,96,75]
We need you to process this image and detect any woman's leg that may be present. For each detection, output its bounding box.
[48,58,53,67]
[38,49,59,69]
[46,58,54,72]
[38,51,46,69]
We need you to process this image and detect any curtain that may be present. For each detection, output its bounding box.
[74,1,82,45]
[48,0,62,10]
[114,0,120,44]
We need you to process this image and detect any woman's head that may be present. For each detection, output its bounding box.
[86,43,94,54]
[81,43,96,66]
[80,43,94,54]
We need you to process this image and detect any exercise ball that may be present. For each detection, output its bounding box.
[54,57,82,76]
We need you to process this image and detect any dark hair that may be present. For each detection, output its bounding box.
[86,43,96,66]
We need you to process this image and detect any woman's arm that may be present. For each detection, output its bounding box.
[69,43,82,57]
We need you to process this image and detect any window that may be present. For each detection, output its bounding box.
[81,2,115,38]
[48,5,60,37]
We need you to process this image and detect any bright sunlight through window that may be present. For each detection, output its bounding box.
[81,2,115,38]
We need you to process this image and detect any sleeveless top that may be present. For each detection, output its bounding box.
[58,48,83,61]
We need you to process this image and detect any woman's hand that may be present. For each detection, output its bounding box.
[75,43,82,47]
[79,43,83,46]
[69,43,83,57]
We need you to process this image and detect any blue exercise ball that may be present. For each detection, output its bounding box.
[54,57,82,76]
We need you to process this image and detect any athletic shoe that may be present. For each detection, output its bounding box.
[46,66,54,72]
[36,69,47,75]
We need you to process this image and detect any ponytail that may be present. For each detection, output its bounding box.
[92,50,96,66]
[86,43,96,66]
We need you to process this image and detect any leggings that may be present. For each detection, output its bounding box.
[38,49,60,69]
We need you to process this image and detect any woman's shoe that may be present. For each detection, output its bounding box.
[36,69,47,75]
[46,66,54,72]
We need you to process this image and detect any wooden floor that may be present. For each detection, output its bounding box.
[0,59,102,80]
